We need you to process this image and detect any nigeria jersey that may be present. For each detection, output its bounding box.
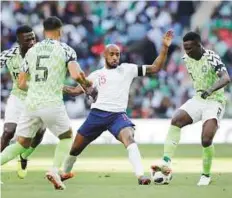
[0,47,27,100]
[182,49,227,104]
[22,39,77,111]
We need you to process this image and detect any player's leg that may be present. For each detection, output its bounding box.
[62,110,105,181]
[1,95,23,151]
[61,133,93,181]
[107,113,150,185]
[152,98,202,177]
[197,102,225,186]
[1,111,42,166]
[40,105,81,190]
[17,127,46,179]
[1,123,17,151]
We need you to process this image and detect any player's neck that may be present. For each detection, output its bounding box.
[45,36,60,41]
[19,48,26,58]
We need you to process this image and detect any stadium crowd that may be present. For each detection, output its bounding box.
[1,1,232,119]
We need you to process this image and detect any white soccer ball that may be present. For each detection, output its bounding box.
[151,170,172,185]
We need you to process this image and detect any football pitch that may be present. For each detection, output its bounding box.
[1,144,232,198]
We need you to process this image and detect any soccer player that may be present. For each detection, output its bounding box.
[61,30,173,185]
[0,25,46,179]
[0,16,91,190]
[151,32,231,186]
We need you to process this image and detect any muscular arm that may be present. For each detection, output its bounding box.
[18,72,28,91]
[208,70,231,93]
[145,30,173,75]
[145,45,169,74]
[68,61,92,88]
[63,85,84,96]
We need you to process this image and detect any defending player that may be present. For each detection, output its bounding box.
[61,31,173,185]
[0,17,91,190]
[0,25,46,179]
[151,32,231,186]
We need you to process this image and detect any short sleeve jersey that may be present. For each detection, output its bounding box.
[23,39,77,111]
[0,47,27,100]
[182,49,227,104]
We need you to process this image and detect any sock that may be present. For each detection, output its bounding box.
[127,143,144,177]
[163,125,181,163]
[53,138,72,171]
[1,142,26,165]
[63,155,77,173]
[202,145,214,176]
[21,147,36,160]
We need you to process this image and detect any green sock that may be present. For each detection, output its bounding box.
[163,125,181,162]
[21,147,36,160]
[1,142,27,165]
[202,145,215,175]
[53,138,72,170]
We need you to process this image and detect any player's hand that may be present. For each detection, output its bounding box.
[162,30,174,48]
[200,90,212,99]
[85,86,98,102]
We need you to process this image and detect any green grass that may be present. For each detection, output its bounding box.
[1,144,232,198]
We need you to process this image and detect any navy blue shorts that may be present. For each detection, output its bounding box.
[78,109,135,140]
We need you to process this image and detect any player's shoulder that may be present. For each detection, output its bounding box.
[182,54,188,61]
[203,49,221,59]
[120,62,137,67]
[1,46,19,66]
[59,42,75,52]
[203,49,223,66]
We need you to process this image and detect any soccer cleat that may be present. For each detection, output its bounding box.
[17,155,28,179]
[197,174,211,186]
[60,172,74,182]
[46,171,66,190]
[138,176,151,185]
[151,160,172,176]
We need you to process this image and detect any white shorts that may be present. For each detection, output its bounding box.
[4,95,25,124]
[16,105,71,138]
[179,97,225,124]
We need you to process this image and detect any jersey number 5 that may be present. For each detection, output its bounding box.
[35,55,49,82]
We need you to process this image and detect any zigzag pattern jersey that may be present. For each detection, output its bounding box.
[0,47,27,100]
[182,49,227,104]
[22,39,77,111]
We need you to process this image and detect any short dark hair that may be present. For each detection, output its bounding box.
[43,16,63,31]
[16,25,33,37]
[183,32,201,43]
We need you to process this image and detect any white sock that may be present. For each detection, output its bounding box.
[127,143,144,177]
[63,155,77,173]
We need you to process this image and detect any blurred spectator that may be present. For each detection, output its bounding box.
[1,1,231,119]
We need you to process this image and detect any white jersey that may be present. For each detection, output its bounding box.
[88,63,145,112]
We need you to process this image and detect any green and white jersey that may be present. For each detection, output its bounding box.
[182,49,227,104]
[22,39,77,111]
[0,47,27,100]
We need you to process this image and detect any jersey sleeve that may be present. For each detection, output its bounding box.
[121,63,145,78]
[207,51,227,74]
[0,47,18,68]
[61,43,77,64]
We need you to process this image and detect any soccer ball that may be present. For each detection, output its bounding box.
[151,170,172,185]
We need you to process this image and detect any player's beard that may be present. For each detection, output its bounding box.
[106,60,118,69]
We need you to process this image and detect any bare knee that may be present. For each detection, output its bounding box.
[69,133,91,156]
[118,127,135,148]
[202,136,213,147]
[58,128,73,140]
[31,128,46,148]
[2,123,17,140]
[171,110,193,128]
[202,119,218,147]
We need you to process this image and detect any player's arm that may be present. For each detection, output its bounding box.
[63,85,84,96]
[144,30,173,75]
[201,70,231,99]
[18,72,29,91]
[18,59,29,91]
